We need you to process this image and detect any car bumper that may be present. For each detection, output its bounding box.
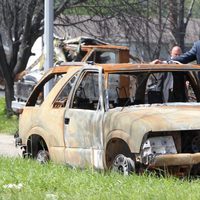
[150,153,200,167]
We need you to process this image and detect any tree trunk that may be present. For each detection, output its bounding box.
[178,0,185,50]
[169,0,178,46]
[0,34,15,115]
[4,79,14,116]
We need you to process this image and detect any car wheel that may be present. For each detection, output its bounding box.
[191,134,200,152]
[36,150,49,164]
[112,154,135,175]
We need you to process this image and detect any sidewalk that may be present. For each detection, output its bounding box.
[0,90,4,97]
[0,134,22,157]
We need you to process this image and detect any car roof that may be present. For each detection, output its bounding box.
[63,36,129,51]
[99,63,200,73]
[81,44,129,50]
[37,63,85,83]
[42,63,200,79]
[45,62,86,74]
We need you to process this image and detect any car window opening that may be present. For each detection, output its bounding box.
[106,71,198,109]
[72,71,100,110]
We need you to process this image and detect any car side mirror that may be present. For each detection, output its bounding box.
[11,100,25,114]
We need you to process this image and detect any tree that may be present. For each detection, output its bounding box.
[0,0,87,115]
[168,0,196,51]
[56,0,196,60]
[0,0,197,115]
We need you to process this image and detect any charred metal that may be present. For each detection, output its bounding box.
[15,62,200,176]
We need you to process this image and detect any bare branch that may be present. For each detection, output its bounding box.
[54,0,88,18]
[185,0,195,28]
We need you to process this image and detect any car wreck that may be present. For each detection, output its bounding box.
[12,36,137,112]
[15,62,200,176]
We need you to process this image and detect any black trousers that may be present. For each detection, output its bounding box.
[148,91,163,104]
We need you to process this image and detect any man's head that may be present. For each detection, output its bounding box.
[170,46,182,58]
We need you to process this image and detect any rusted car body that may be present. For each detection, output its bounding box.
[13,63,84,113]
[12,37,134,112]
[60,36,132,64]
[16,63,200,176]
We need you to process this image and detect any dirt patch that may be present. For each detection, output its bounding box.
[0,134,22,157]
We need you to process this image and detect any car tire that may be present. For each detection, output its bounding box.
[191,134,200,152]
[112,154,135,175]
[36,150,49,164]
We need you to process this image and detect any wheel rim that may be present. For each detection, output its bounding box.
[36,150,49,164]
[192,135,200,152]
[112,154,135,175]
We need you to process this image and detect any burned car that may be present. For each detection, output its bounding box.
[57,36,133,64]
[15,62,200,176]
[12,36,135,112]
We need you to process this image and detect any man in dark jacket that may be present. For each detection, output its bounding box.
[171,42,200,101]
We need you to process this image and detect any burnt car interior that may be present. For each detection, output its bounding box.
[27,68,200,111]
[87,51,117,63]
[26,73,65,107]
[71,49,119,63]
[72,71,100,110]
[62,37,120,63]
[106,71,200,109]
[53,75,77,108]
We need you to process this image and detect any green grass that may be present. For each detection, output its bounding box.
[1,96,200,200]
[0,98,18,134]
[0,157,200,200]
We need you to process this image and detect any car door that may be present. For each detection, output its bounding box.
[64,67,105,169]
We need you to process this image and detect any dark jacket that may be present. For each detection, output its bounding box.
[173,41,200,64]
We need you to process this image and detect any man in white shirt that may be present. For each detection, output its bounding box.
[148,46,182,103]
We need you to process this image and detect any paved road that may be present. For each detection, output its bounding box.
[0,91,22,157]
[0,90,4,97]
[0,134,22,157]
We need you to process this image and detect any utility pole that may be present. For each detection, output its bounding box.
[44,0,54,96]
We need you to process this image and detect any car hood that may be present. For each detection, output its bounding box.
[104,103,200,152]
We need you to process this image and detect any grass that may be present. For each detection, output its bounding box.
[0,98,18,134]
[0,157,200,200]
[1,97,200,199]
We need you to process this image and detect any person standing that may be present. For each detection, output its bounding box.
[170,46,182,59]
[172,41,200,80]
[150,45,182,64]
[148,46,182,103]
[172,41,200,64]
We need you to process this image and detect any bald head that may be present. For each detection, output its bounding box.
[171,46,182,58]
